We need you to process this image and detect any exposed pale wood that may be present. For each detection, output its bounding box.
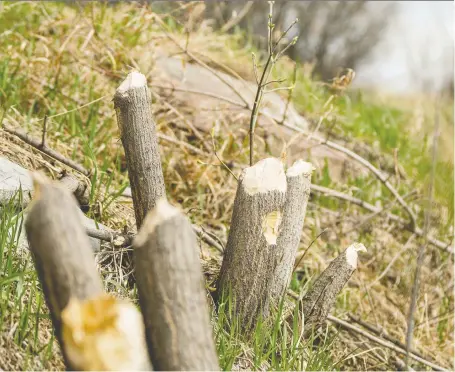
[25,173,103,368]
[114,71,166,229]
[271,160,313,302]
[302,243,366,336]
[216,157,287,330]
[134,199,219,371]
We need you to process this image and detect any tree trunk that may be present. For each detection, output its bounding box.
[114,71,166,229]
[134,199,219,371]
[271,160,313,303]
[301,242,367,336]
[25,173,151,370]
[216,157,287,330]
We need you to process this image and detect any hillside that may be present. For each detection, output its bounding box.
[0,2,453,371]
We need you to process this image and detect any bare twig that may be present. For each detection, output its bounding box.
[347,313,427,360]
[157,133,207,157]
[326,315,448,371]
[3,123,90,176]
[152,91,212,153]
[154,14,250,107]
[248,3,298,165]
[220,1,254,33]
[311,184,452,253]
[210,129,239,180]
[153,83,245,107]
[405,99,440,368]
[41,115,48,147]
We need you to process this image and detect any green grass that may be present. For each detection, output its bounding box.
[214,293,337,371]
[0,192,59,370]
[0,2,453,370]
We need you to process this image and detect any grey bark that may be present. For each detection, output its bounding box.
[58,173,89,206]
[113,71,166,229]
[301,242,366,336]
[134,199,219,371]
[216,158,287,330]
[25,173,104,369]
[271,160,313,303]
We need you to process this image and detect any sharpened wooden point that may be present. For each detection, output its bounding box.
[216,157,287,330]
[270,159,314,303]
[62,294,151,371]
[133,199,219,371]
[302,242,367,337]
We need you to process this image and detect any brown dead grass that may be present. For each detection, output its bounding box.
[0,2,452,370]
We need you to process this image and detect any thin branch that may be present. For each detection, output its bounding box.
[405,98,440,368]
[152,91,212,153]
[41,114,48,147]
[292,228,328,274]
[252,53,259,85]
[220,1,254,33]
[210,130,239,181]
[347,313,427,360]
[154,14,250,107]
[3,123,90,176]
[157,133,207,157]
[311,184,452,253]
[326,315,448,371]
[153,83,246,107]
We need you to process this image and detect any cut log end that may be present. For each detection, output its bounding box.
[62,294,151,371]
[287,159,315,177]
[345,242,367,269]
[134,198,180,247]
[117,71,147,93]
[243,157,287,195]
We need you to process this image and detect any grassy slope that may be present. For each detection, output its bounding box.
[0,2,453,370]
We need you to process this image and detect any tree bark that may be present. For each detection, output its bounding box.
[25,173,151,370]
[58,173,89,206]
[114,71,166,229]
[271,160,313,303]
[25,173,103,367]
[216,157,287,330]
[134,199,219,371]
[301,242,367,336]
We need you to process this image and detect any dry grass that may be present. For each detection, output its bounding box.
[0,2,453,370]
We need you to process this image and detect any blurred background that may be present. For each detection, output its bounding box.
[204,1,454,95]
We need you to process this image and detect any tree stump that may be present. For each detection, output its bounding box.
[114,71,166,229]
[216,157,287,330]
[134,199,219,371]
[271,159,313,303]
[302,242,367,336]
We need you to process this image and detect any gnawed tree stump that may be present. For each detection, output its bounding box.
[271,159,313,303]
[114,71,166,229]
[302,242,367,336]
[216,157,287,330]
[134,199,219,371]
[25,174,151,370]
